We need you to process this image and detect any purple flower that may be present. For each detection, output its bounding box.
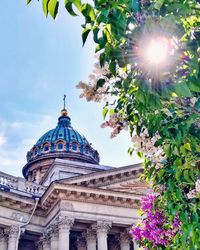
[130,194,181,248]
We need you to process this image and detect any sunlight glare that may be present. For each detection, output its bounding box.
[146,37,169,64]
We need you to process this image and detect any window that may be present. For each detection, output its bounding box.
[58,143,63,150]
[72,144,77,151]
[44,146,49,152]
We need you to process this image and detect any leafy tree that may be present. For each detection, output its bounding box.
[26,0,200,249]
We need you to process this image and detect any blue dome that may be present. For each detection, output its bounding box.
[25,112,100,165]
[35,116,89,147]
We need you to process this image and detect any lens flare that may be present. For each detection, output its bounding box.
[146,37,170,64]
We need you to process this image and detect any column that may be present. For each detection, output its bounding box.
[41,232,50,250]
[96,221,111,250]
[86,229,96,250]
[7,225,19,250]
[77,236,86,250]
[0,229,8,250]
[58,216,74,250]
[120,232,131,250]
[49,225,59,250]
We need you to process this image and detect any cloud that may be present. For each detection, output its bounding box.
[0,133,7,147]
[0,114,55,177]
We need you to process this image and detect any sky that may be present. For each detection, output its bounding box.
[0,0,141,177]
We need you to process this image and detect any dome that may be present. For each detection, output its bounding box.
[22,109,100,179]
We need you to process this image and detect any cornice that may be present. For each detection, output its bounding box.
[58,163,144,189]
[39,183,141,216]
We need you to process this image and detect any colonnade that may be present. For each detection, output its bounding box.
[0,218,139,250]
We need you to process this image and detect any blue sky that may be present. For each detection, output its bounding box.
[0,0,141,177]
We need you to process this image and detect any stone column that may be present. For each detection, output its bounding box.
[0,229,8,250]
[58,216,74,250]
[96,221,111,250]
[41,232,50,250]
[49,225,59,250]
[120,232,131,250]
[86,229,96,250]
[7,225,19,250]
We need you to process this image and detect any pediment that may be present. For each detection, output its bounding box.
[57,163,150,195]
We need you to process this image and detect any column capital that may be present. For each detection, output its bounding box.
[6,225,19,239]
[120,231,131,244]
[85,228,96,241]
[96,220,112,234]
[47,223,59,239]
[40,231,50,245]
[58,216,74,231]
[0,229,8,242]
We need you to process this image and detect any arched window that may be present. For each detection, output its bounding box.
[72,144,77,151]
[56,140,64,150]
[43,143,50,152]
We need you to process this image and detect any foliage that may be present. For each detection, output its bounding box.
[27,0,200,249]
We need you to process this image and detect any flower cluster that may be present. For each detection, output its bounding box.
[132,129,166,168]
[76,60,109,102]
[187,179,200,199]
[130,194,181,249]
[101,113,128,138]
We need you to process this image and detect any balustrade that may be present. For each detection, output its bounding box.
[0,171,46,196]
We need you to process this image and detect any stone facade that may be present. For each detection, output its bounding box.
[0,159,146,249]
[0,111,146,249]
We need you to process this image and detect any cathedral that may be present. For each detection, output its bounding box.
[0,105,148,250]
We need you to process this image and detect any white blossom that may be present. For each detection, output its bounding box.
[101,113,128,138]
[187,179,200,199]
[132,129,166,169]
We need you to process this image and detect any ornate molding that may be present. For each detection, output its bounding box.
[84,228,97,241]
[6,225,19,239]
[47,223,59,240]
[40,231,50,246]
[11,212,26,223]
[58,216,74,231]
[96,220,112,234]
[120,231,131,244]
[0,229,8,242]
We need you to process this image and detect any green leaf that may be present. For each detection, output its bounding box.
[173,82,192,98]
[93,27,100,43]
[27,0,32,4]
[102,107,108,119]
[184,143,192,151]
[42,0,50,16]
[48,0,59,19]
[73,0,82,11]
[187,81,200,92]
[65,0,78,16]
[154,0,164,10]
[82,28,91,46]
[194,98,200,111]
[96,78,106,89]
[81,3,95,23]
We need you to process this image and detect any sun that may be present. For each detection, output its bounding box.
[146,37,170,65]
